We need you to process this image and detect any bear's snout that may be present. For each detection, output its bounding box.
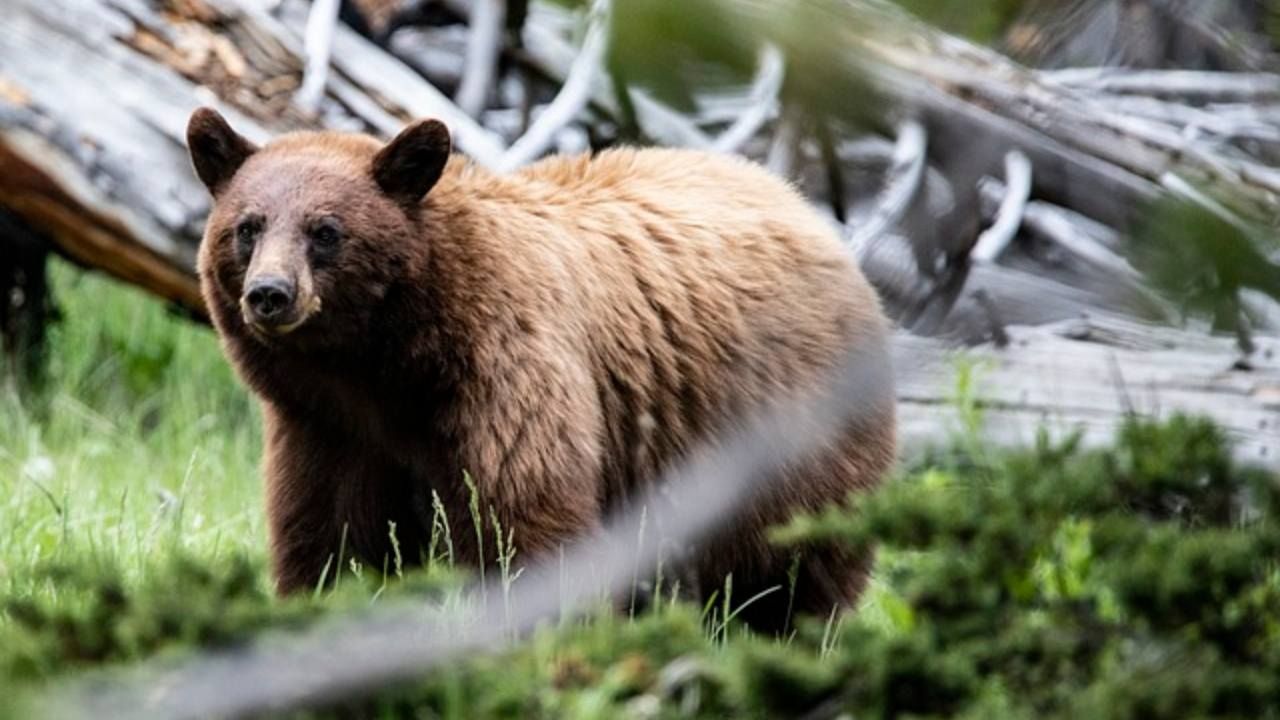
[246,276,295,317]
[243,275,300,332]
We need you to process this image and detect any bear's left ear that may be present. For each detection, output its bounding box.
[372,118,451,206]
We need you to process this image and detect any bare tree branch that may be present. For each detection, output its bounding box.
[847,120,927,256]
[971,151,1032,263]
[999,195,1142,283]
[516,15,714,149]
[279,0,510,167]
[1040,68,1280,103]
[455,0,506,118]
[294,0,342,114]
[712,45,785,154]
[497,0,610,171]
[766,109,803,178]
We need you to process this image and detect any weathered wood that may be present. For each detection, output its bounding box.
[0,0,509,317]
[852,3,1280,229]
[970,151,1032,263]
[454,0,504,117]
[895,314,1280,469]
[1005,0,1277,72]
[495,0,609,172]
[1041,68,1280,102]
[0,0,225,313]
[0,0,1277,456]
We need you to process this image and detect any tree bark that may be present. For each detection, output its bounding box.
[1,0,1277,462]
[896,314,1280,469]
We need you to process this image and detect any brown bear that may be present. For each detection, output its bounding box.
[186,107,896,631]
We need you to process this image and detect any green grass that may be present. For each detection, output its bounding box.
[0,260,262,602]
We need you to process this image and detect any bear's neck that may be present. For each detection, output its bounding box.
[390,162,516,383]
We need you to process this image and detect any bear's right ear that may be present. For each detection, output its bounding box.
[372,118,451,206]
[186,107,257,197]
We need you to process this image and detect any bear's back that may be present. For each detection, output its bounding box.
[499,148,891,505]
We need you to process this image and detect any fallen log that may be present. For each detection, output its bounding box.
[853,5,1280,230]
[1,0,1277,453]
[5,0,1277,314]
[0,0,508,317]
[896,313,1280,469]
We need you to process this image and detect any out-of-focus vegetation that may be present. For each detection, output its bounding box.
[1135,196,1280,346]
[891,0,1026,42]
[2,266,1277,718]
[604,0,881,133]
[0,261,261,603]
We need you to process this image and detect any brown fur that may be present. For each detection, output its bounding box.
[187,109,896,631]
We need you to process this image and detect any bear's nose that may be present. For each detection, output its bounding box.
[244,276,296,322]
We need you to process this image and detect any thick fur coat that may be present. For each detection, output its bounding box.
[187,109,896,630]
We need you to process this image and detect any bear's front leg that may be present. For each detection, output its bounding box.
[447,359,606,574]
[260,403,415,595]
[449,431,605,571]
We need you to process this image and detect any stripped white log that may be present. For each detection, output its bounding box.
[897,314,1280,469]
[517,3,714,150]
[454,0,505,117]
[847,120,926,255]
[496,0,610,171]
[1017,200,1140,282]
[712,45,785,155]
[971,150,1032,263]
[1040,68,1280,103]
[765,109,803,178]
[1101,95,1280,144]
[294,0,341,113]
[271,0,509,167]
[850,8,1279,227]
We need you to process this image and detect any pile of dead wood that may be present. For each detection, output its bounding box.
[0,0,1277,464]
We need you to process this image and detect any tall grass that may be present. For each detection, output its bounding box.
[0,261,262,602]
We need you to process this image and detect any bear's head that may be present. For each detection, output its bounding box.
[186,108,450,346]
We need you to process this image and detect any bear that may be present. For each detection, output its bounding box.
[185,107,896,632]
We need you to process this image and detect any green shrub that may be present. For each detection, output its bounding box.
[774,414,1280,718]
[3,414,1275,719]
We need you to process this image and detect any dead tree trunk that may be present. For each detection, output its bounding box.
[0,0,1277,463]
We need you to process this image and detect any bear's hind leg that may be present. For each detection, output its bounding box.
[715,543,872,636]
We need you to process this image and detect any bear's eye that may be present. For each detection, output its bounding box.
[309,219,343,250]
[235,218,262,255]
